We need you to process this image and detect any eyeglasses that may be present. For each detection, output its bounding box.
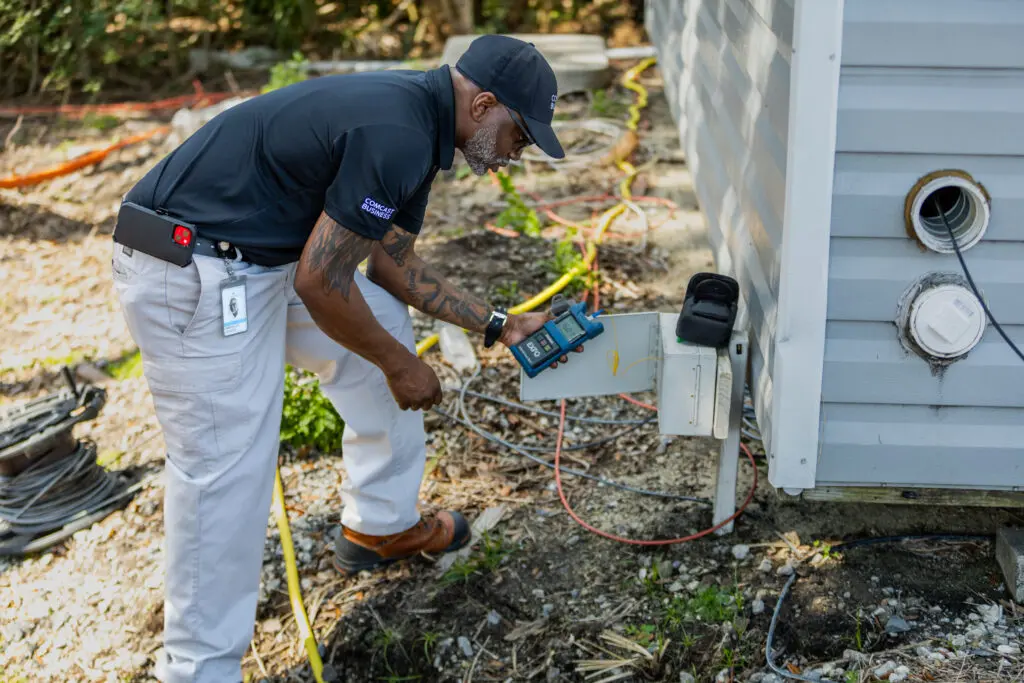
[504,105,535,147]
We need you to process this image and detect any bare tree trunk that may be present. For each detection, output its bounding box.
[166,0,180,81]
[418,0,451,44]
[506,0,530,32]
[28,0,39,94]
[450,0,474,34]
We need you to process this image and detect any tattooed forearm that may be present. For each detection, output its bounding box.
[380,229,415,267]
[294,212,417,375]
[362,224,493,332]
[301,213,373,301]
[405,261,492,332]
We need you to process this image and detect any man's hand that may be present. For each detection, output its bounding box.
[384,355,443,411]
[499,311,584,368]
[365,228,581,371]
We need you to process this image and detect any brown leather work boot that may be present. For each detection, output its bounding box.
[333,511,471,575]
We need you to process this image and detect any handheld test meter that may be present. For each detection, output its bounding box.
[511,300,605,378]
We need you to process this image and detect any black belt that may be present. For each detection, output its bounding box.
[192,236,245,262]
[115,235,248,264]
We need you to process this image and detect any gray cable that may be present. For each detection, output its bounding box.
[462,390,648,425]
[765,536,991,681]
[431,368,712,505]
[432,406,709,504]
[766,573,837,683]
[460,388,659,452]
[485,417,655,454]
[742,428,762,442]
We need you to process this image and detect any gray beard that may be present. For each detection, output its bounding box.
[462,121,510,175]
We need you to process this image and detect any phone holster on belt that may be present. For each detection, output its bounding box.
[113,202,197,267]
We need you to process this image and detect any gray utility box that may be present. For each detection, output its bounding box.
[519,313,748,533]
[646,0,1024,497]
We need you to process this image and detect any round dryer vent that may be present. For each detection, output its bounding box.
[899,280,987,360]
[905,171,990,253]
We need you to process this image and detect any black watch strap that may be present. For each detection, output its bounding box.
[483,308,508,348]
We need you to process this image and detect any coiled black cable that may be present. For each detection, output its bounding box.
[0,440,123,536]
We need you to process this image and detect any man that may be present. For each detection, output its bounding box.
[111,35,572,683]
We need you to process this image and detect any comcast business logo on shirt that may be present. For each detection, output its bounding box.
[361,197,396,220]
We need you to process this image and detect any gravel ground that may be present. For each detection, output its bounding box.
[1,67,1021,683]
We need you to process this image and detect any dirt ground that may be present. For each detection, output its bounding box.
[2,64,1023,683]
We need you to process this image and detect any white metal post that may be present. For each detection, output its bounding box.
[770,0,845,491]
[713,331,748,535]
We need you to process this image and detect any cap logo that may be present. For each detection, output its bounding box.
[550,94,557,111]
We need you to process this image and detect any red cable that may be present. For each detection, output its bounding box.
[553,399,758,546]
[0,85,253,118]
[0,125,170,189]
[617,393,658,411]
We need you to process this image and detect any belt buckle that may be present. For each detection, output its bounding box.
[216,240,244,263]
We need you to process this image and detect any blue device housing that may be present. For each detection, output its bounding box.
[511,302,605,378]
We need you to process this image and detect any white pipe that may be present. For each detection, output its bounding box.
[304,47,657,74]
[304,60,423,73]
[605,45,658,60]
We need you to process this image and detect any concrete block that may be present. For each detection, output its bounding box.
[440,34,611,94]
[996,527,1024,603]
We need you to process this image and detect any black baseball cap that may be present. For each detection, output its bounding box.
[455,35,565,159]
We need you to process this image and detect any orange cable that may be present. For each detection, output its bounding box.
[617,393,658,412]
[0,82,254,118]
[484,223,521,238]
[554,399,758,545]
[0,125,170,189]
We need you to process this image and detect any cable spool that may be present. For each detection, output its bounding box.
[0,369,138,555]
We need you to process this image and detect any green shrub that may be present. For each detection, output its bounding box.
[545,229,591,297]
[494,171,541,237]
[280,365,344,454]
[0,1,644,98]
[106,349,143,380]
[262,51,309,93]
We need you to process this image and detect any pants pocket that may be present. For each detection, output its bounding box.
[166,260,204,337]
[144,353,242,482]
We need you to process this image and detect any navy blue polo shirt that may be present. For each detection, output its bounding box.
[125,66,457,266]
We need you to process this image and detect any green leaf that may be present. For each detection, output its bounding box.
[279,365,345,453]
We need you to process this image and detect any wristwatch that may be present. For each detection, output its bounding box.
[483,307,508,348]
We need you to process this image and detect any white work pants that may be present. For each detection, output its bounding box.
[111,244,426,683]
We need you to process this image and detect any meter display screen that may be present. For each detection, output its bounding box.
[554,314,586,343]
[518,330,559,366]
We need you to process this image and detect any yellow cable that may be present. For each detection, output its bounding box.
[415,59,655,354]
[274,57,657,682]
[617,355,662,376]
[607,318,621,375]
[272,470,326,683]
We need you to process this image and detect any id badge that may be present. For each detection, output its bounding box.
[220,275,248,336]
